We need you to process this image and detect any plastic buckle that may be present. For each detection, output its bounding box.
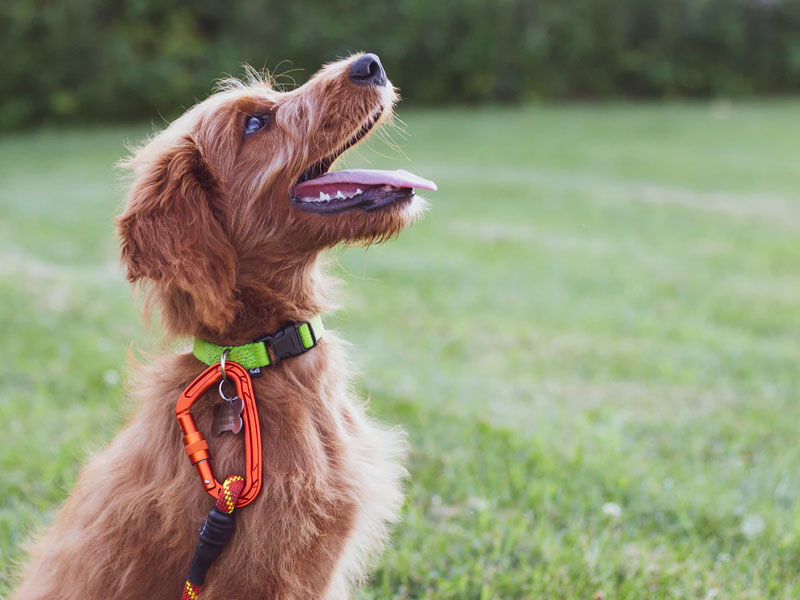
[256,322,315,365]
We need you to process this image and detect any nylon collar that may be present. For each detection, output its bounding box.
[193,314,324,372]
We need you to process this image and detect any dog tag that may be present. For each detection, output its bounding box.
[211,397,244,436]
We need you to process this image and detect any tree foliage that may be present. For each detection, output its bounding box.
[2,0,800,128]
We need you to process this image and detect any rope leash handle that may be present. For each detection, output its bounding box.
[181,475,245,599]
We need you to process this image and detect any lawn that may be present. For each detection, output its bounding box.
[1,102,800,598]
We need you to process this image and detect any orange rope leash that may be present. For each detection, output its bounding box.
[181,475,245,599]
[182,580,203,600]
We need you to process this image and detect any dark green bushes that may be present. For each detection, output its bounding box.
[2,0,800,128]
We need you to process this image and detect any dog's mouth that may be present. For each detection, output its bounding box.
[290,110,436,215]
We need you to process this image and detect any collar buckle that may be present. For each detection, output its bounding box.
[255,322,316,365]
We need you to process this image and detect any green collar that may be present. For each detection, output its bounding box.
[193,314,324,371]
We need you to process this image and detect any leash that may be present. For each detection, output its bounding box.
[181,475,244,600]
[176,317,324,598]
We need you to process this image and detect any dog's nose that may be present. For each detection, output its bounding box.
[349,53,387,87]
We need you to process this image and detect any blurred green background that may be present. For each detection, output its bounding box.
[4,0,800,128]
[2,1,800,599]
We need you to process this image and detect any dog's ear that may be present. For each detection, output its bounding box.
[117,134,239,333]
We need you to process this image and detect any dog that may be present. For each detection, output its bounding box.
[11,53,435,599]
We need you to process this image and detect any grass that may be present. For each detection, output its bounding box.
[1,101,800,598]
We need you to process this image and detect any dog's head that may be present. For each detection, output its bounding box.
[118,54,434,336]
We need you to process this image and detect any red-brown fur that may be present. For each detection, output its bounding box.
[10,54,425,599]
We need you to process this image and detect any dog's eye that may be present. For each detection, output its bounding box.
[244,114,268,135]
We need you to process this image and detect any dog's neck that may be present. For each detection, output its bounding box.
[194,251,331,346]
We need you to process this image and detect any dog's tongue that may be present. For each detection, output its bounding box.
[294,168,437,199]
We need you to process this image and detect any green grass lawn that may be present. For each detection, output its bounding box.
[2,101,800,598]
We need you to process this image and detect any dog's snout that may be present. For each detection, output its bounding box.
[349,53,387,87]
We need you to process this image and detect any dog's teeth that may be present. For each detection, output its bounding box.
[355,188,363,195]
[336,190,344,199]
[320,192,331,201]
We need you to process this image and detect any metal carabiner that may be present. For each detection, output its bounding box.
[175,361,263,508]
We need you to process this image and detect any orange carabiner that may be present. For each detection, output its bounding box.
[176,361,263,508]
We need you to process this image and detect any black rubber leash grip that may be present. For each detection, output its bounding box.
[186,507,236,586]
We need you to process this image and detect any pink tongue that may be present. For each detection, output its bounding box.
[294,168,437,198]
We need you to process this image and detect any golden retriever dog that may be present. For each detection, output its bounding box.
[11,53,435,599]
